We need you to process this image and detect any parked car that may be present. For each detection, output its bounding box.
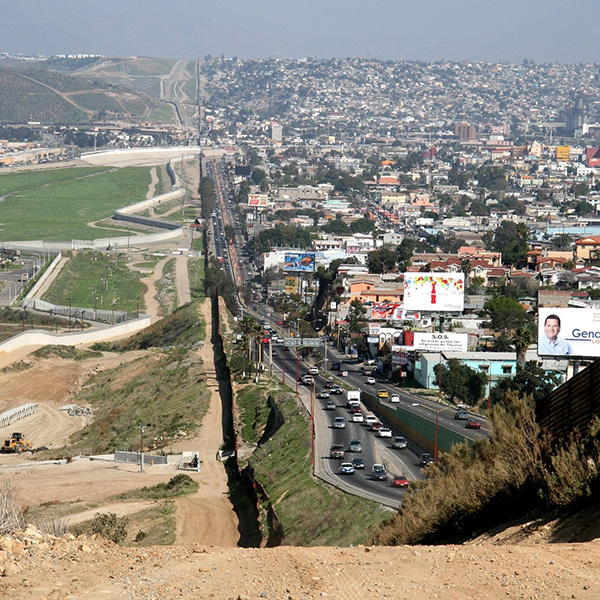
[454,410,469,420]
[390,394,401,403]
[365,377,376,385]
[351,457,365,469]
[377,389,389,399]
[392,436,408,450]
[377,427,393,438]
[325,400,336,410]
[391,475,410,488]
[338,462,355,475]
[352,412,364,423]
[370,464,388,481]
[332,416,346,429]
[466,419,482,429]
[317,391,330,399]
[330,444,345,459]
[420,453,434,467]
[348,439,363,452]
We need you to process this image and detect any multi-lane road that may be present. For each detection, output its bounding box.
[204,158,489,507]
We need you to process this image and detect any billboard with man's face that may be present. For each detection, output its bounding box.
[284,252,315,272]
[538,308,600,357]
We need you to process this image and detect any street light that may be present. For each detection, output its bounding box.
[137,423,151,473]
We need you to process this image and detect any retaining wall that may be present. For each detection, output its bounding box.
[0,403,38,429]
[114,451,168,466]
[362,391,472,455]
[0,316,152,355]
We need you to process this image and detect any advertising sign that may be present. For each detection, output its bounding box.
[555,145,571,162]
[413,332,468,352]
[368,324,381,336]
[367,336,379,344]
[404,273,464,312]
[285,276,297,295]
[248,194,270,207]
[371,303,403,320]
[284,252,316,272]
[538,308,600,357]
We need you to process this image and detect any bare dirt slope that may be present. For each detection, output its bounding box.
[5,534,600,600]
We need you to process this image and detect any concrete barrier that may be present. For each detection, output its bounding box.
[0,316,152,355]
[0,403,38,429]
[114,450,168,466]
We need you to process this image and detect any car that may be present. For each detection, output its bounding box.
[325,400,336,410]
[301,375,315,385]
[348,440,363,452]
[308,366,319,375]
[365,377,376,385]
[364,415,378,427]
[377,427,393,438]
[317,391,330,399]
[454,410,469,420]
[324,382,336,389]
[392,436,408,450]
[420,453,434,467]
[330,386,343,395]
[349,405,362,414]
[377,389,389,399]
[330,362,341,371]
[338,462,355,475]
[332,416,346,429]
[340,370,349,377]
[466,419,482,429]
[370,464,388,481]
[330,444,345,459]
[370,422,383,432]
[390,394,400,403]
[351,457,365,469]
[352,412,364,423]
[391,475,410,488]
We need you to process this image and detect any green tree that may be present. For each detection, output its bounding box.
[513,324,534,370]
[493,220,529,266]
[491,361,561,405]
[433,359,487,406]
[368,248,398,274]
[483,296,531,335]
[396,238,416,271]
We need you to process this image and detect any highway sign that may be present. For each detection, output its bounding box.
[283,337,323,348]
[283,338,302,347]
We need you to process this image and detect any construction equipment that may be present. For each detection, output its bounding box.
[0,432,32,454]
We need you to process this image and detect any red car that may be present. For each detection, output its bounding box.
[350,406,362,414]
[466,419,481,429]
[370,422,383,432]
[391,475,410,488]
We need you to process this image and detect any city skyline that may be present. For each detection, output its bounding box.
[1,0,600,65]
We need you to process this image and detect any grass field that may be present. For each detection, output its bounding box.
[0,166,152,242]
[41,250,147,312]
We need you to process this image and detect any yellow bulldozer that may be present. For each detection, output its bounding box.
[0,432,32,454]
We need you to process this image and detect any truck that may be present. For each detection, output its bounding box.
[346,390,361,408]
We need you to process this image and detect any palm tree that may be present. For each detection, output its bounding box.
[236,316,263,376]
[513,324,533,370]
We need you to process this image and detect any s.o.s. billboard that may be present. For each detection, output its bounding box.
[538,308,600,357]
[404,272,464,312]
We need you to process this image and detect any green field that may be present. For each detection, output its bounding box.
[0,166,152,242]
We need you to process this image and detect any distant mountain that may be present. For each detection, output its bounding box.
[0,60,176,125]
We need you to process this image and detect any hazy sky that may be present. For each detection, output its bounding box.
[2,0,599,64]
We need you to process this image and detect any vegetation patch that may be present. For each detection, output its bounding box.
[155,258,177,315]
[113,474,199,500]
[188,257,206,302]
[371,392,600,546]
[0,167,152,242]
[47,348,210,456]
[0,360,33,374]
[31,345,102,361]
[238,385,388,546]
[41,250,146,313]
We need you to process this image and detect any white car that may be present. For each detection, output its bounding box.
[377,428,393,438]
[364,415,378,427]
[352,412,364,423]
[308,366,319,375]
[365,377,376,385]
[390,394,400,403]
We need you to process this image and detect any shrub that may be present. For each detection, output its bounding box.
[91,512,128,543]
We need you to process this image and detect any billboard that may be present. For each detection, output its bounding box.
[284,252,315,272]
[538,308,600,357]
[248,194,270,207]
[555,145,571,162]
[285,276,298,295]
[413,332,468,352]
[404,273,464,312]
